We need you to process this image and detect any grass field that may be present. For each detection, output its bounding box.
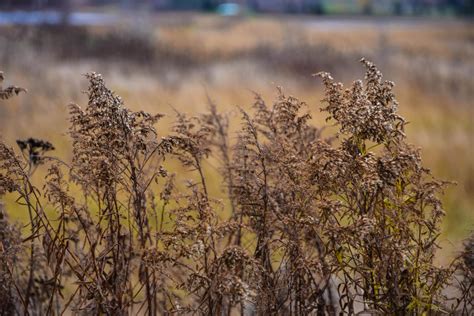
[1,14,472,254]
[0,12,473,314]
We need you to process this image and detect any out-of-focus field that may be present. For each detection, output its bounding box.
[0,13,472,262]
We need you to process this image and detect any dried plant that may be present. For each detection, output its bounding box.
[0,71,26,100]
[0,61,470,316]
[315,59,455,314]
[451,233,474,314]
[0,203,22,315]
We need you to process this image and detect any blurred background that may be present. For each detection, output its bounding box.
[0,0,472,262]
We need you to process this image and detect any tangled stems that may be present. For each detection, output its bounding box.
[0,61,471,315]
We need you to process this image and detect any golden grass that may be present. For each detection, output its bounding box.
[0,14,472,262]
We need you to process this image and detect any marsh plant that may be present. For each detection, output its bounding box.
[0,60,471,315]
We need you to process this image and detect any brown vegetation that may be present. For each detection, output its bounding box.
[0,59,472,315]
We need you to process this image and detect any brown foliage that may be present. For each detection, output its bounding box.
[0,62,471,315]
[0,71,26,100]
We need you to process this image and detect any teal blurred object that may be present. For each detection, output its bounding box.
[217,3,242,16]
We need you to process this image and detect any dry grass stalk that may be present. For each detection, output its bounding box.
[0,62,471,315]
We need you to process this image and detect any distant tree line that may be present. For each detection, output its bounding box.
[0,0,472,15]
